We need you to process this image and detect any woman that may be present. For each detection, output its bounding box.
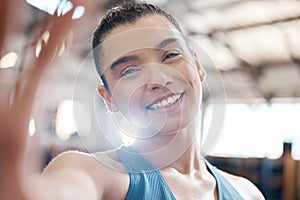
[4,2,265,199]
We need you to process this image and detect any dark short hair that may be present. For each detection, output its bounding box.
[92,2,182,90]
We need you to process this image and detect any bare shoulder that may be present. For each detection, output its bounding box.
[43,150,102,173]
[43,150,129,199]
[44,149,124,171]
[217,169,265,200]
[43,149,128,181]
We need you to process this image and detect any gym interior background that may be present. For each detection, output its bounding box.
[2,0,300,199]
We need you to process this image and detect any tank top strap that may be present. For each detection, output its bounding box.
[116,146,176,200]
[204,159,244,200]
[116,146,243,200]
[116,145,157,173]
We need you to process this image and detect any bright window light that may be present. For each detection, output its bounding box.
[56,100,76,140]
[72,6,85,19]
[56,100,92,140]
[28,118,36,136]
[26,0,85,19]
[26,0,60,15]
[0,51,18,68]
[203,103,300,159]
[57,0,73,16]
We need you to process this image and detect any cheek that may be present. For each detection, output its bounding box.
[117,90,155,130]
[108,74,142,102]
[182,66,203,105]
[181,66,200,89]
[112,83,145,117]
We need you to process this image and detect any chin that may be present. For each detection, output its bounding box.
[157,120,190,135]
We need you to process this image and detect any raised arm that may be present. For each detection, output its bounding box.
[0,0,104,199]
[27,152,100,200]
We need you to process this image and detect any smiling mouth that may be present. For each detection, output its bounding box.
[146,93,183,111]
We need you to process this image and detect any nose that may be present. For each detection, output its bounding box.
[146,67,172,91]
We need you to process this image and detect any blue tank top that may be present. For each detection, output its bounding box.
[116,146,244,200]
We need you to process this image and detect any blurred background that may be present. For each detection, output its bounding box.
[1,0,300,199]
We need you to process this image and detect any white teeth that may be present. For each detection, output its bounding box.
[157,102,162,108]
[148,94,182,110]
[162,99,168,107]
[167,96,173,104]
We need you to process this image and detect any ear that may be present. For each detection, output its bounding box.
[192,51,206,82]
[97,86,119,112]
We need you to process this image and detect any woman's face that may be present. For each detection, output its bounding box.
[98,15,204,138]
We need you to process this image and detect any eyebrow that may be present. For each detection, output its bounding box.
[110,55,139,70]
[109,38,181,70]
[156,38,180,49]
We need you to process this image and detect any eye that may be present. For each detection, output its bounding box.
[163,51,181,62]
[119,66,140,78]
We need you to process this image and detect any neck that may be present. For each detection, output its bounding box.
[169,140,205,174]
[132,119,204,172]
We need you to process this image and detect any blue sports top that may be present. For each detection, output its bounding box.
[116,146,244,200]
